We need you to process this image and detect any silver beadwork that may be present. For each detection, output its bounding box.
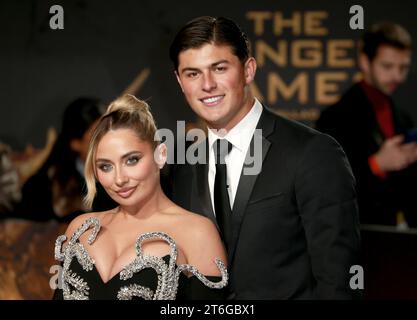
[117,284,154,300]
[65,270,90,299]
[55,217,99,300]
[176,258,229,290]
[55,235,67,261]
[54,217,228,300]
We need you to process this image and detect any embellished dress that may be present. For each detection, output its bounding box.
[53,217,228,300]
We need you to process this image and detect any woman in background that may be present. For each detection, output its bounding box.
[16,97,115,221]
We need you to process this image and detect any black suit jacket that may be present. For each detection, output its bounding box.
[316,83,417,226]
[170,106,361,299]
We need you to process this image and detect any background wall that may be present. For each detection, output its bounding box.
[1,0,417,151]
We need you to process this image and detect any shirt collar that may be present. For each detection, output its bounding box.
[208,98,263,152]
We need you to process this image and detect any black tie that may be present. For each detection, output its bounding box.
[214,139,233,246]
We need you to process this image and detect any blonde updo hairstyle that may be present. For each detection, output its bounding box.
[84,94,158,208]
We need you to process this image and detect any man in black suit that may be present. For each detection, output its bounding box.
[168,16,360,299]
[316,22,417,227]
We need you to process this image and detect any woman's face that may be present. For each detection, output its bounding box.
[95,128,160,208]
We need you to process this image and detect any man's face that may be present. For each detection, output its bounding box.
[360,45,411,95]
[175,43,256,132]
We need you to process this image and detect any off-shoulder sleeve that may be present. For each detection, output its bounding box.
[176,275,229,300]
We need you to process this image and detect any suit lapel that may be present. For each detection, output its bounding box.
[193,141,216,225]
[228,107,275,264]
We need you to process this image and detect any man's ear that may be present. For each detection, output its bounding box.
[154,143,167,169]
[244,57,257,85]
[175,71,184,93]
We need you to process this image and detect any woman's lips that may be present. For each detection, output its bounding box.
[115,186,136,198]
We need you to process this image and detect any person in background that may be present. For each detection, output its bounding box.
[15,97,116,222]
[316,22,417,228]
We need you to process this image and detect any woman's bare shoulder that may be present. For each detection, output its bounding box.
[167,205,208,222]
[167,206,217,233]
[168,207,227,275]
[63,210,112,238]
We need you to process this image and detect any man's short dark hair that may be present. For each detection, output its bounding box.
[169,16,250,71]
[360,22,412,61]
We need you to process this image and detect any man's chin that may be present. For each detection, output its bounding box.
[383,88,396,96]
[203,114,226,128]
[381,84,399,96]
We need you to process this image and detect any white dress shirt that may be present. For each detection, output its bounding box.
[207,98,263,215]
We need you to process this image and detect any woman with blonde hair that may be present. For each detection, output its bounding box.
[53,94,227,300]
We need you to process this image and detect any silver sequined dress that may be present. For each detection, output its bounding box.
[53,217,228,300]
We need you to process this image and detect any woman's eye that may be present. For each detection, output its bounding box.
[127,156,139,165]
[99,163,112,172]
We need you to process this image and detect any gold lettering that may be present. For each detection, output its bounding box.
[246,11,272,36]
[268,72,308,104]
[316,72,347,104]
[255,40,287,67]
[292,40,322,67]
[273,12,302,36]
[327,40,355,67]
[276,108,320,121]
[305,11,328,36]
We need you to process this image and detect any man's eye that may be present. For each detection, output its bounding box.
[187,72,198,78]
[215,66,226,72]
[99,163,112,172]
[127,156,139,165]
[401,66,410,73]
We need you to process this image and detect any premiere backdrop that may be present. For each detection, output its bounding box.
[2,0,417,150]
